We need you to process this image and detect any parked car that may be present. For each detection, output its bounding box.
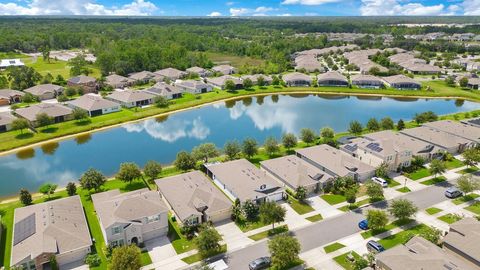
[367,240,385,253]
[358,219,369,230]
[445,187,463,199]
[371,177,388,188]
[249,257,271,270]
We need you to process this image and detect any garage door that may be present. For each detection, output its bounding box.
[143,227,168,242]
[267,192,284,202]
[56,247,90,266]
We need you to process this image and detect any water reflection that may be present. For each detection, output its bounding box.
[271,95,279,103]
[123,117,210,143]
[41,142,59,155]
[16,148,35,160]
[356,96,382,101]
[155,115,169,123]
[75,133,92,145]
[391,97,419,102]
[455,99,465,107]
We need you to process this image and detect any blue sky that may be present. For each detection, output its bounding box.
[0,0,478,16]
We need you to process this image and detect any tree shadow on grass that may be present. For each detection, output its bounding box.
[41,127,58,133]
[75,119,92,126]
[15,132,34,139]
[121,181,147,192]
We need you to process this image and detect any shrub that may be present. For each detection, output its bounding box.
[85,253,101,267]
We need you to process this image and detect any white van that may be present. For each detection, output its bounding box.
[371,177,388,188]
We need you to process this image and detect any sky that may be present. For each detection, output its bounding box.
[0,0,478,16]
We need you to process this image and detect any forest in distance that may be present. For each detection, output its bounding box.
[1,16,480,77]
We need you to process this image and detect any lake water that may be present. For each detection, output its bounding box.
[0,94,478,198]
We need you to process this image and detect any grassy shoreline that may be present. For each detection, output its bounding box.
[1,82,479,154]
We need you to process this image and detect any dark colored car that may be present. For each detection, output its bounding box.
[249,257,271,270]
[367,240,385,253]
[358,219,369,230]
[445,187,463,199]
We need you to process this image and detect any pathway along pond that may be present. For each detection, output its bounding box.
[0,94,478,198]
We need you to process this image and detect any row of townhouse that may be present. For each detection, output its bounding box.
[282,71,422,90]
[375,218,480,270]
[388,52,442,74]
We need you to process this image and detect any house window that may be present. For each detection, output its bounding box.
[147,214,160,223]
[111,239,124,247]
[112,226,121,235]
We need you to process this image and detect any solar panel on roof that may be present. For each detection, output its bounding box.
[344,144,357,152]
[366,142,383,152]
[13,213,36,245]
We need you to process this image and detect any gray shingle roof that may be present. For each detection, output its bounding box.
[24,84,63,96]
[15,103,73,121]
[0,111,17,126]
[155,171,232,223]
[68,94,120,112]
[107,90,155,103]
[68,75,96,84]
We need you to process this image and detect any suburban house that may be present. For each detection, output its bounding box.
[0,89,24,105]
[143,82,183,99]
[283,72,312,87]
[364,130,442,161]
[400,126,476,154]
[351,75,384,89]
[343,49,388,75]
[175,80,213,94]
[155,171,232,225]
[296,144,376,182]
[15,103,74,127]
[24,84,64,100]
[423,120,480,145]
[10,196,92,270]
[106,90,155,108]
[206,75,243,90]
[294,56,325,73]
[105,74,135,89]
[212,65,236,75]
[317,71,349,87]
[0,111,17,132]
[382,75,421,90]
[92,188,169,247]
[67,75,98,93]
[443,218,480,267]
[241,74,273,85]
[67,94,121,117]
[375,236,477,270]
[340,136,413,171]
[154,68,187,81]
[186,66,211,77]
[0,58,24,69]
[467,78,480,90]
[260,155,335,194]
[128,71,157,84]
[204,159,285,204]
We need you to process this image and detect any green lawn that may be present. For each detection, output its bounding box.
[168,217,196,254]
[306,214,323,222]
[204,52,265,68]
[378,224,427,249]
[360,219,413,239]
[140,250,152,266]
[321,194,346,205]
[333,251,362,270]
[288,196,315,215]
[248,225,288,241]
[387,179,401,188]
[452,194,480,205]
[445,159,465,169]
[396,187,411,193]
[235,218,268,233]
[465,202,480,215]
[420,176,447,186]
[458,167,479,174]
[425,207,443,215]
[405,168,431,180]
[338,198,370,212]
[181,245,227,264]
[437,214,463,224]
[324,242,346,253]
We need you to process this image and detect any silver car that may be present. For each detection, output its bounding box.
[249,257,271,270]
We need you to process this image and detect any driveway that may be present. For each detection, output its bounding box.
[308,196,343,218]
[144,236,177,263]
[0,105,11,112]
[61,260,89,270]
[215,221,254,251]
[281,202,310,230]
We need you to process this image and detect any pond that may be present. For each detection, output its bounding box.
[0,94,477,198]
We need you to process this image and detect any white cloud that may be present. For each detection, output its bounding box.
[462,0,480,15]
[226,1,235,6]
[278,13,292,16]
[207,11,222,16]
[0,0,157,15]
[281,0,343,5]
[229,6,276,16]
[229,7,250,16]
[360,0,445,15]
